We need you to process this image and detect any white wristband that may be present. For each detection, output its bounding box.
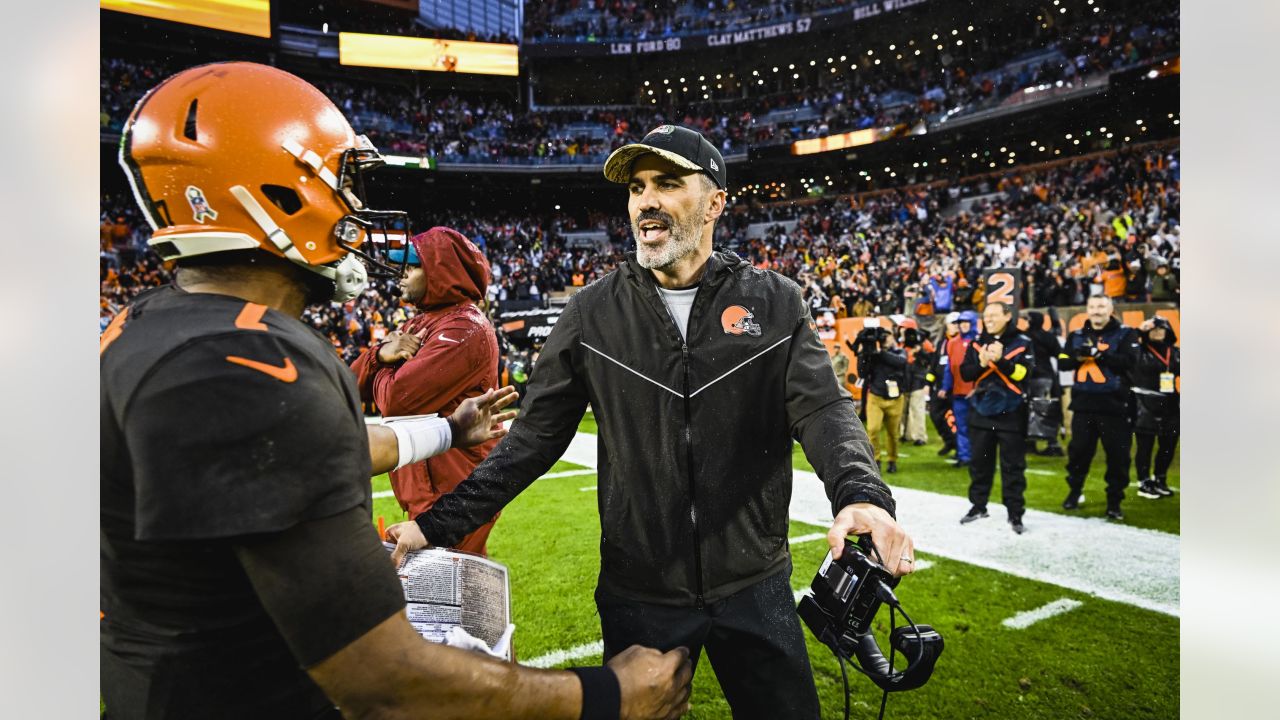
[384,415,453,470]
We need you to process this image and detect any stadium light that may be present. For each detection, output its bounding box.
[789,63,796,69]
[1000,146,1007,152]
[810,60,816,66]
[1065,133,1073,139]
[889,44,896,50]
[772,66,779,72]
[1061,8,1067,13]
[322,22,329,34]
[967,25,974,31]
[937,45,943,50]
[1137,119,1144,125]
[840,55,847,61]
[663,79,669,84]
[951,29,958,35]
[875,59,881,65]
[716,74,722,79]
[1100,126,1107,132]
[851,64,858,69]
[793,74,799,79]
[956,40,963,46]
[867,50,874,55]
[827,57,834,63]
[915,50,921,55]
[699,75,705,81]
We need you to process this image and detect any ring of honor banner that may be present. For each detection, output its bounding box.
[982,268,1023,314]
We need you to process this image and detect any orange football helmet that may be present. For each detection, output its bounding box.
[118,62,408,302]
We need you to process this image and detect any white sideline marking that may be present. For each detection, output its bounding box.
[789,533,828,545]
[1026,469,1057,476]
[542,469,597,479]
[1002,598,1084,629]
[557,431,1179,616]
[579,486,597,492]
[526,640,604,668]
[373,490,394,499]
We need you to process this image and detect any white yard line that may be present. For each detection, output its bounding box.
[561,431,1180,617]
[1026,469,1058,476]
[790,468,1180,616]
[579,486,597,492]
[525,640,604,668]
[1001,598,1084,629]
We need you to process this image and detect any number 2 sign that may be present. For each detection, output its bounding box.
[982,268,1023,312]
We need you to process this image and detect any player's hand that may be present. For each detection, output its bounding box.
[828,503,916,578]
[377,331,421,364]
[386,521,431,569]
[988,341,1004,359]
[447,386,519,448]
[1139,319,1155,332]
[936,389,947,400]
[609,645,693,720]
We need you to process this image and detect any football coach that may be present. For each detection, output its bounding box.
[389,125,916,718]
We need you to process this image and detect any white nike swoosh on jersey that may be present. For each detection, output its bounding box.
[438,333,461,343]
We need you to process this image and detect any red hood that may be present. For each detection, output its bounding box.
[409,226,491,309]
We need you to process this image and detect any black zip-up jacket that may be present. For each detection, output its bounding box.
[959,327,1034,431]
[417,251,894,606]
[1132,328,1180,394]
[863,348,907,399]
[1059,317,1140,416]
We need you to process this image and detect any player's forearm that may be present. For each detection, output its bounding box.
[310,613,582,720]
[367,424,399,476]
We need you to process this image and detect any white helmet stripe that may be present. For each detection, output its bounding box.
[282,138,340,190]
[229,185,308,264]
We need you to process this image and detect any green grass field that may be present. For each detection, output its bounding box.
[373,413,1180,719]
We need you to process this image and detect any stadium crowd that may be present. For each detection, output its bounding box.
[526,1,868,42]
[102,142,1178,376]
[100,1,1176,163]
[730,146,1180,318]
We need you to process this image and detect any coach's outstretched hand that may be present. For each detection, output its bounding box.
[610,645,693,720]
[828,502,917,577]
[447,386,519,448]
[386,520,430,568]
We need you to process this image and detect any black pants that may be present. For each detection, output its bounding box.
[929,395,956,446]
[596,568,820,720]
[1066,411,1132,504]
[1134,430,1178,480]
[967,423,1027,520]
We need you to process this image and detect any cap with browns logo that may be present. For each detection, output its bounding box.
[603,125,727,189]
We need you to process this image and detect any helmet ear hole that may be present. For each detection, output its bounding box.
[260,184,303,215]
[182,99,198,141]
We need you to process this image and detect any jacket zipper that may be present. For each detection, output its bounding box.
[681,342,706,609]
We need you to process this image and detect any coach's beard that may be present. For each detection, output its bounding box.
[633,210,703,271]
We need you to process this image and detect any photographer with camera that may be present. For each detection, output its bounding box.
[958,303,1035,534]
[1132,316,1180,499]
[1022,310,1066,457]
[896,318,934,447]
[851,323,908,473]
[1059,295,1141,520]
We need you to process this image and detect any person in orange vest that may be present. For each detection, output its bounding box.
[928,313,960,457]
[957,303,1035,534]
[941,310,979,468]
[1058,295,1141,520]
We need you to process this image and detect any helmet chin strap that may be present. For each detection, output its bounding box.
[230,185,368,303]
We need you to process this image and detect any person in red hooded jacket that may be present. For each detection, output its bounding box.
[351,226,502,555]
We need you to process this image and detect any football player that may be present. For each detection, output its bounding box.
[101,62,691,720]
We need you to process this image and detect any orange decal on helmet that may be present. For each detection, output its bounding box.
[721,305,761,337]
